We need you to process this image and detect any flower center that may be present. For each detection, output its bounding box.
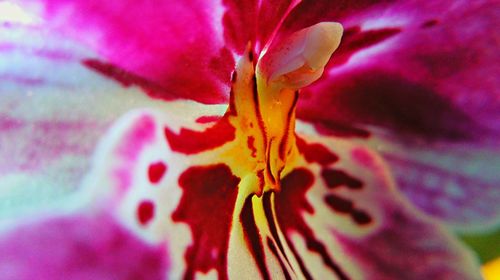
[225,22,343,195]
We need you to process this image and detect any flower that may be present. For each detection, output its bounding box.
[0,0,498,279]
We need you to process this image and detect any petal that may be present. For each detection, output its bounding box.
[0,20,169,218]
[0,212,169,280]
[3,94,483,279]
[82,104,240,278]
[289,1,500,229]
[25,0,235,104]
[274,126,483,279]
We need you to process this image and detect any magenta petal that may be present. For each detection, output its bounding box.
[30,0,235,104]
[292,1,500,229]
[222,0,301,54]
[0,213,168,280]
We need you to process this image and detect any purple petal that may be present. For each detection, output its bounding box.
[288,1,500,229]
[273,132,482,279]
[0,213,169,280]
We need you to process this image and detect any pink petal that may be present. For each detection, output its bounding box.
[289,1,500,229]
[219,0,301,54]
[28,0,235,104]
[0,21,169,215]
[0,213,169,280]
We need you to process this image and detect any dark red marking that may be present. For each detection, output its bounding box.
[421,19,439,28]
[352,210,373,225]
[195,115,222,124]
[252,74,268,153]
[266,138,277,185]
[325,194,353,213]
[275,169,350,280]
[228,90,237,116]
[228,71,238,116]
[278,91,299,160]
[299,70,478,141]
[247,136,257,157]
[240,196,271,280]
[263,192,291,266]
[137,200,155,226]
[82,59,176,100]
[231,71,237,83]
[164,117,236,155]
[325,195,373,226]
[295,136,339,166]
[172,164,240,280]
[313,120,371,138]
[321,169,363,189]
[148,161,167,184]
[267,237,292,280]
[257,170,266,193]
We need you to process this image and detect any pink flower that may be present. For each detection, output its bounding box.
[0,1,497,279]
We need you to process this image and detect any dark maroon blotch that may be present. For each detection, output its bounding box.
[321,169,363,189]
[172,164,240,280]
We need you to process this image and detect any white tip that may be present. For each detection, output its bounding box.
[258,22,343,89]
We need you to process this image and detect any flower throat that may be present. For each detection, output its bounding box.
[223,22,344,195]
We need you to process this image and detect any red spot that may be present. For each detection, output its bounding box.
[137,200,155,226]
[164,117,236,155]
[296,136,339,166]
[148,161,167,184]
[321,169,363,189]
[275,169,349,280]
[172,164,240,280]
[247,136,257,157]
[195,115,222,124]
